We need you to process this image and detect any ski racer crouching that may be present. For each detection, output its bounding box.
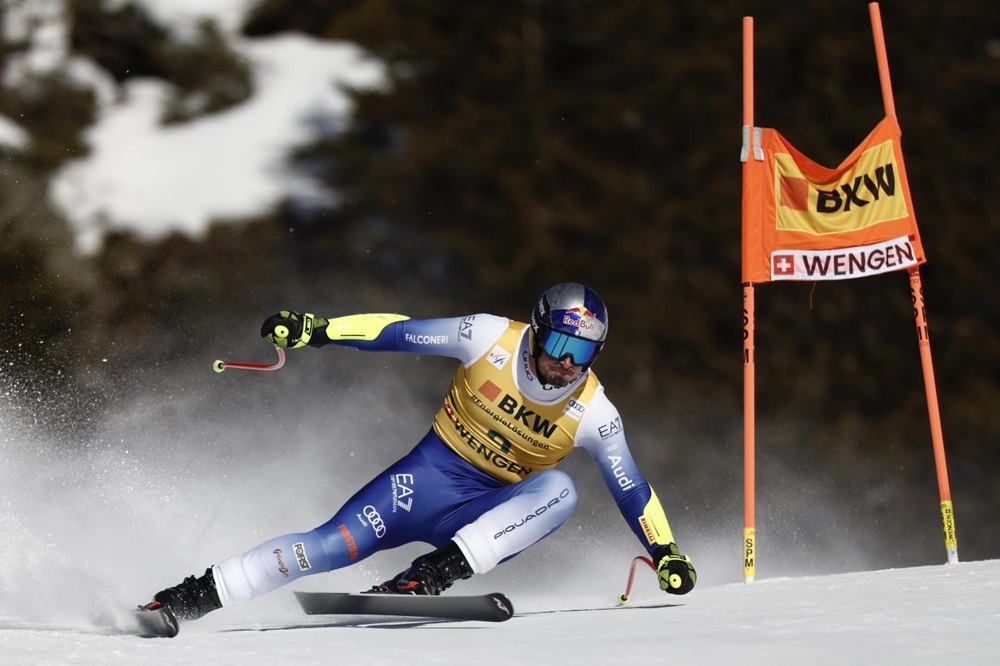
[140,283,696,622]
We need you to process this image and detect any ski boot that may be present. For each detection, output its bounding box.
[374,541,473,595]
[140,567,222,621]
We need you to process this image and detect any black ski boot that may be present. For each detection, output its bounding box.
[375,541,473,595]
[141,567,222,621]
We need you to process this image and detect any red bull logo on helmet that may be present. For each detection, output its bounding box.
[533,282,608,344]
[561,307,598,332]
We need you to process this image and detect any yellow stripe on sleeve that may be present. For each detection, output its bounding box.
[637,488,675,546]
[323,313,410,341]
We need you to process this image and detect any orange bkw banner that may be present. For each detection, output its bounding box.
[742,116,926,284]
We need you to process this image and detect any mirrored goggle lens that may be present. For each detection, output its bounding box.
[538,329,600,365]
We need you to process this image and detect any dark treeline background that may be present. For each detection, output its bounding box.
[2,0,998,570]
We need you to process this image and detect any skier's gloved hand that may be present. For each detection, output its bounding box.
[260,311,329,348]
[653,542,696,595]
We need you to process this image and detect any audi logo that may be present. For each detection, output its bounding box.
[363,505,386,538]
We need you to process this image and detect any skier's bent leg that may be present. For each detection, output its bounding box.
[453,469,578,574]
[144,434,461,617]
[142,529,334,620]
[213,529,333,606]
[213,443,453,606]
[376,470,576,595]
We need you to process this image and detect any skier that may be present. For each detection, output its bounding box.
[140,283,696,622]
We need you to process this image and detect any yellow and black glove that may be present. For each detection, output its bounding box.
[652,542,696,595]
[260,310,329,348]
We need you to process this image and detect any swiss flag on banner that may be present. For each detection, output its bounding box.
[772,255,795,276]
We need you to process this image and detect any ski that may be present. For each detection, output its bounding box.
[294,591,514,623]
[133,605,180,638]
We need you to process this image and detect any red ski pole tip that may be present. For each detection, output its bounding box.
[212,360,226,373]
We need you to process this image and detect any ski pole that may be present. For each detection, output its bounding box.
[212,346,286,373]
[617,555,656,605]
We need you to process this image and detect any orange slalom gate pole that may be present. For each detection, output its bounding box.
[870,2,958,563]
[741,15,757,583]
[868,3,897,119]
[742,284,756,581]
[908,269,959,562]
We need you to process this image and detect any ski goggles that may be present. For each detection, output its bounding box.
[537,328,602,366]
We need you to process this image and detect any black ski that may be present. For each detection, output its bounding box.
[133,605,180,638]
[294,591,514,623]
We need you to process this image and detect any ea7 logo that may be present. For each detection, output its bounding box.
[599,416,622,440]
[459,315,475,340]
[391,473,415,512]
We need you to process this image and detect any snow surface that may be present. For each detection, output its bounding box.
[1,561,997,665]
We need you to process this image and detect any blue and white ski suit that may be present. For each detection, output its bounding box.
[213,314,678,605]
